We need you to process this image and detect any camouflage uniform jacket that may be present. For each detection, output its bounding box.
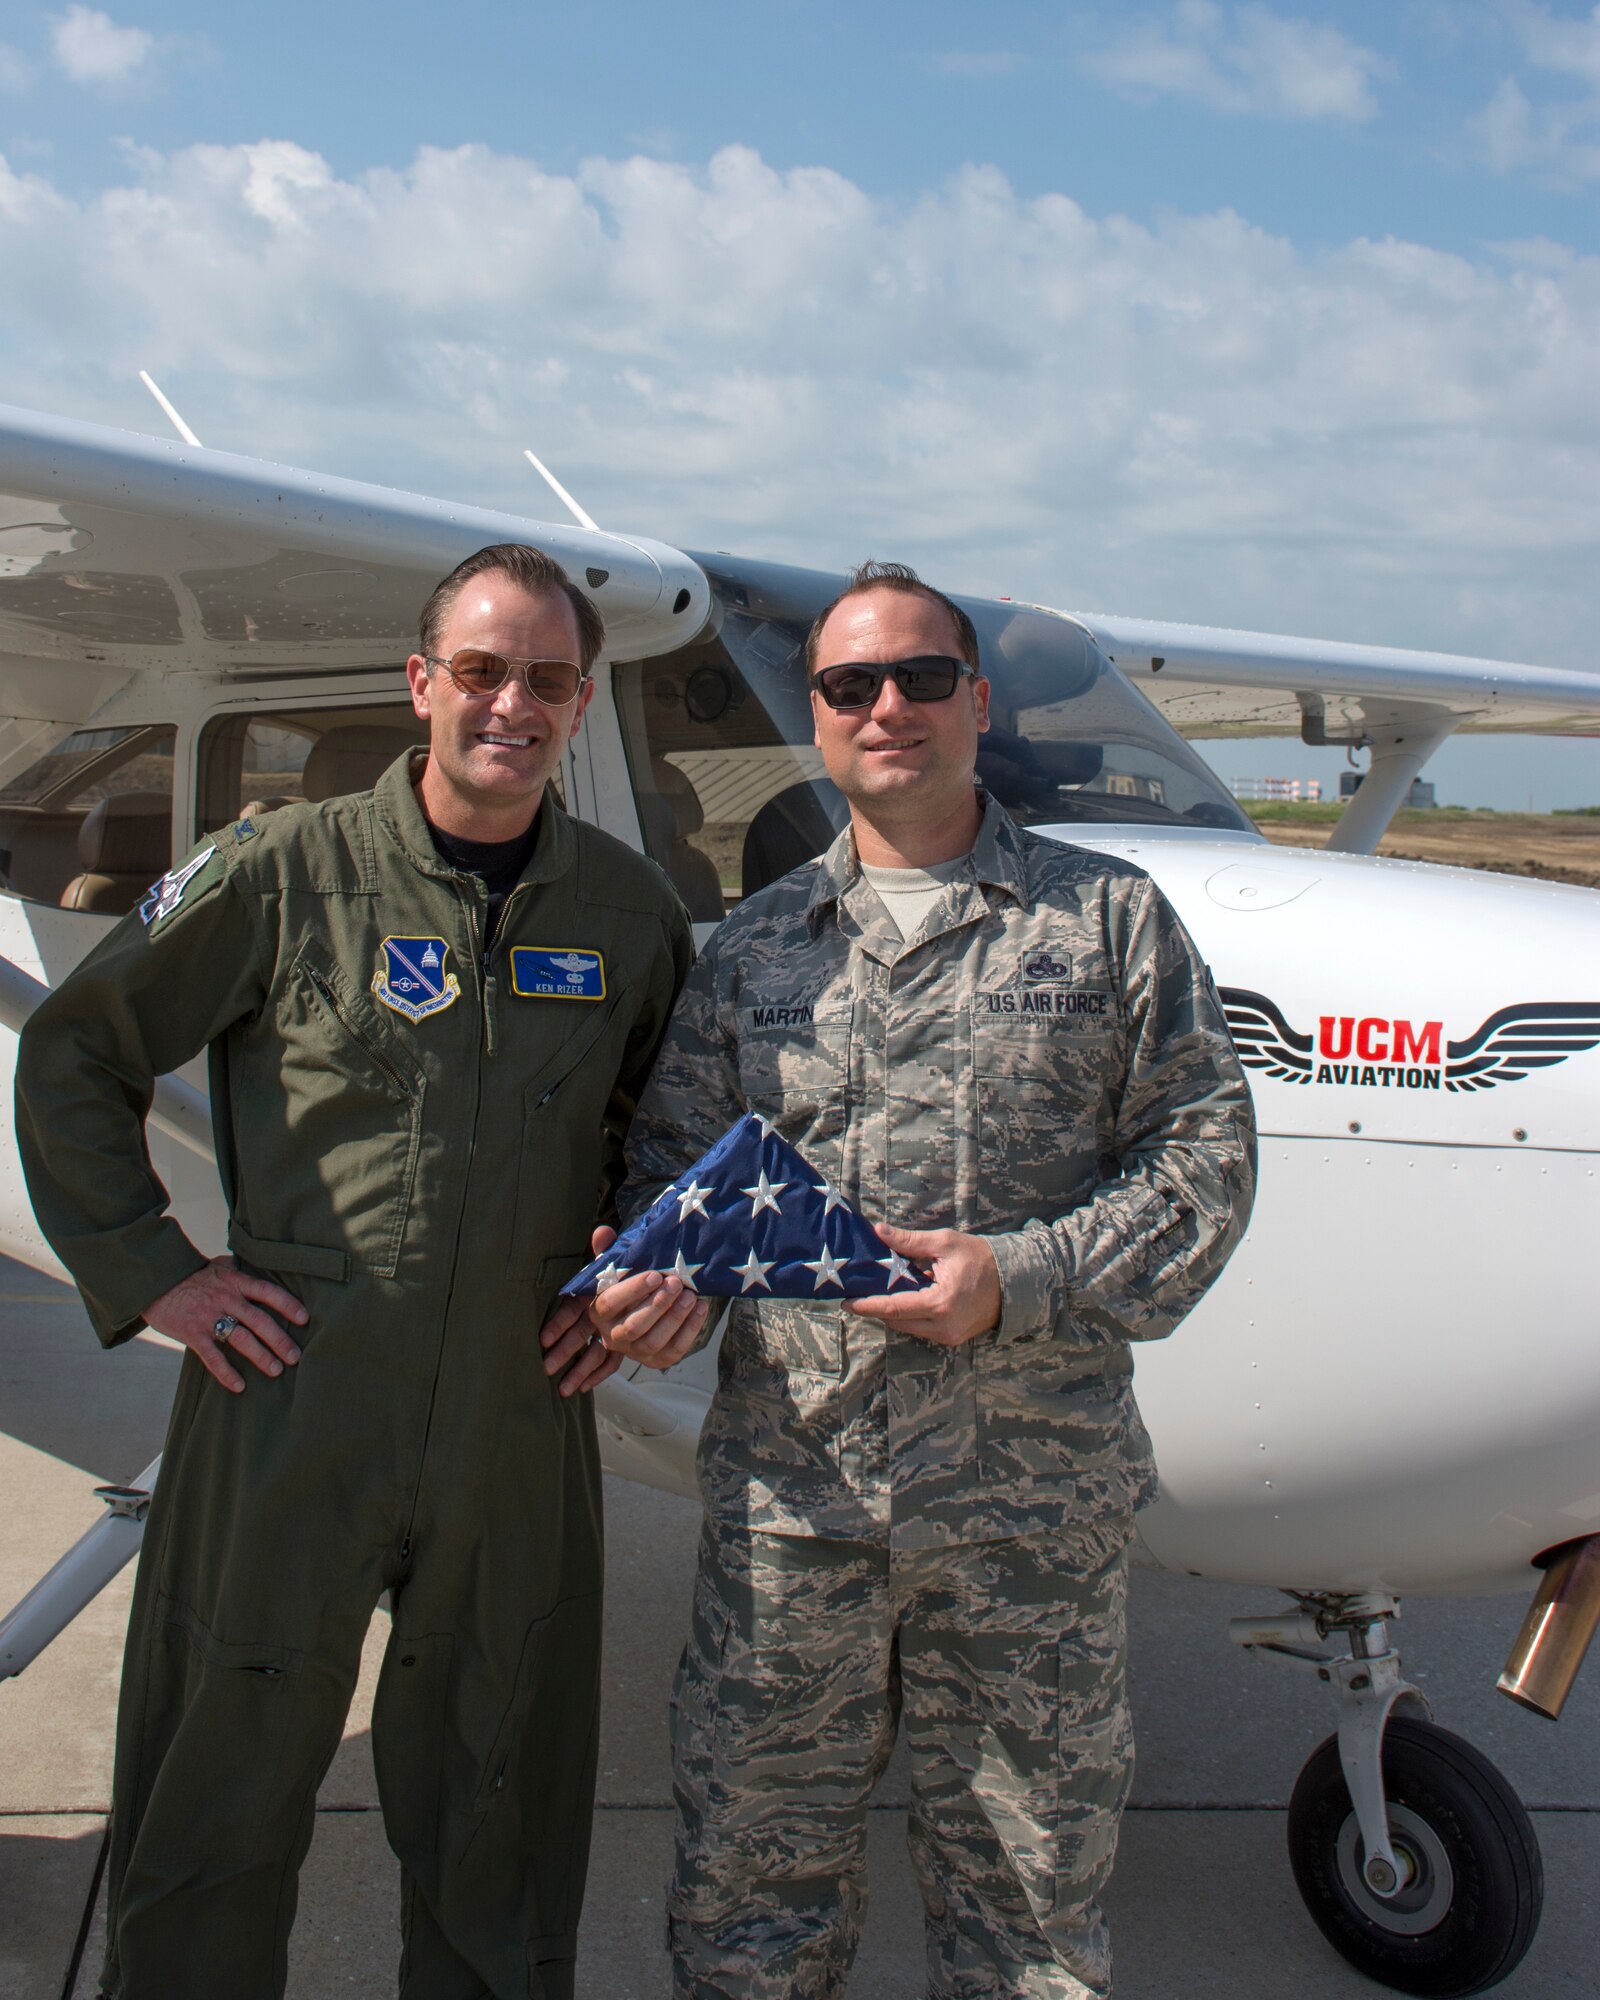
[623,795,1257,1550]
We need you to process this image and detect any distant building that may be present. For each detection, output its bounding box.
[1229,777,1323,802]
[1340,771,1436,808]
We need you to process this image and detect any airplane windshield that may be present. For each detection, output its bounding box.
[614,553,1253,914]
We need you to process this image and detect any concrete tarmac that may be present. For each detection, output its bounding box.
[1,1256,1595,1998]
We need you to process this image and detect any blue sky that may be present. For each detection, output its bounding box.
[1,2,1596,805]
[7,2,1599,249]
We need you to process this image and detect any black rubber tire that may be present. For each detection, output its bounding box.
[1287,1716,1543,1998]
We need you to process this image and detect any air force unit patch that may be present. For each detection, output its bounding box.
[139,847,217,928]
[509,947,606,1001]
[372,936,461,1021]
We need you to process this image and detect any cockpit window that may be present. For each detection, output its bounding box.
[0,723,175,913]
[613,554,1252,913]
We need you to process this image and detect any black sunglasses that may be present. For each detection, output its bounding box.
[810,655,978,711]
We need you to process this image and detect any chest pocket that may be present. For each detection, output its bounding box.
[266,942,427,1278]
[505,990,630,1279]
[970,996,1115,1231]
[735,995,851,1147]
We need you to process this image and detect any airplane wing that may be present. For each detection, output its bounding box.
[0,400,709,773]
[1066,610,1600,741]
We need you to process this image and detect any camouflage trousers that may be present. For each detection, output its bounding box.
[667,1516,1133,1999]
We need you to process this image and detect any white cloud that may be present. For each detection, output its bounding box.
[1477,5,1600,181]
[1512,1,1600,89]
[1083,2,1390,122]
[50,6,155,88]
[0,139,1593,676]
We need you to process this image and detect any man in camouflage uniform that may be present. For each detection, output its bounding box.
[583,562,1257,1998]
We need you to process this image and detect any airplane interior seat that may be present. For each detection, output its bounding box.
[59,791,173,914]
[741,776,850,900]
[237,795,296,821]
[640,757,724,920]
[300,726,422,804]
[975,728,1103,811]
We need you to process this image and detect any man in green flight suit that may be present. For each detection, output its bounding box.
[16,543,693,2000]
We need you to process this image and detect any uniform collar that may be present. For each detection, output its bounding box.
[373,749,576,886]
[806,789,1029,920]
[805,790,1030,959]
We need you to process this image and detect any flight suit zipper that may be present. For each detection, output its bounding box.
[481,881,533,1058]
[397,875,490,1574]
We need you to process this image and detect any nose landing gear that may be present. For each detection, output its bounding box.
[1231,1592,1543,1997]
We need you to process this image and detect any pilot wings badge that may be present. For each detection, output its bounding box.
[372,936,461,1022]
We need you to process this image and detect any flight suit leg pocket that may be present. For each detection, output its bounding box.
[140,1595,318,1872]
[462,1590,603,1950]
[371,1630,453,1887]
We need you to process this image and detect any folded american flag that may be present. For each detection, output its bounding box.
[560,1112,933,1300]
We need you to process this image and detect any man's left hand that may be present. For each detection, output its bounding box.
[846,1224,1001,1347]
[539,1228,625,1398]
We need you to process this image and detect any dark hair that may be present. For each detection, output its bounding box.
[803,560,980,678]
[418,543,606,671]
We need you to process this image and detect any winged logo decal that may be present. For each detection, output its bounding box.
[1220,989,1600,1094]
[1218,989,1314,1084]
[1443,1001,1600,1092]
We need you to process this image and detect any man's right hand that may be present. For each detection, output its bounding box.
[143,1255,307,1394]
[587,1225,710,1369]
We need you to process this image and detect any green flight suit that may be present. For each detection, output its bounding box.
[15,751,693,2000]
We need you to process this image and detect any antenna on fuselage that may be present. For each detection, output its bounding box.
[522,448,598,532]
[138,371,202,448]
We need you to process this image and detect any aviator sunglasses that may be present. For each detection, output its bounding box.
[426,648,589,706]
[810,654,979,711]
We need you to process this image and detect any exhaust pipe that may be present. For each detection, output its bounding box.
[1498,1534,1600,1721]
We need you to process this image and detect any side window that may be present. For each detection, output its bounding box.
[0,724,175,914]
[195,701,431,836]
[614,608,847,917]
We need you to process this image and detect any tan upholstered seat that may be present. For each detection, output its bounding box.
[641,758,724,920]
[59,792,173,915]
[301,726,422,804]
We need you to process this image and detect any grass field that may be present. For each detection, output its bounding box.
[1242,802,1600,887]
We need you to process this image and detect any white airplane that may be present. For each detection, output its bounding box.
[0,395,1596,1998]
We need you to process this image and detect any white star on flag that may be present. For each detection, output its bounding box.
[675,1181,712,1222]
[594,1263,624,1292]
[741,1170,788,1217]
[803,1245,848,1291]
[672,1250,704,1288]
[875,1249,919,1290]
[732,1249,775,1292]
[811,1177,846,1216]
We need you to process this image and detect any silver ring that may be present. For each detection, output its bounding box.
[213,1313,240,1346]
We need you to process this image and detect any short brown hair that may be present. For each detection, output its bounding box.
[803,560,980,678]
[419,543,606,672]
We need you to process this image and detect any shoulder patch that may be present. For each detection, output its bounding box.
[140,845,221,930]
